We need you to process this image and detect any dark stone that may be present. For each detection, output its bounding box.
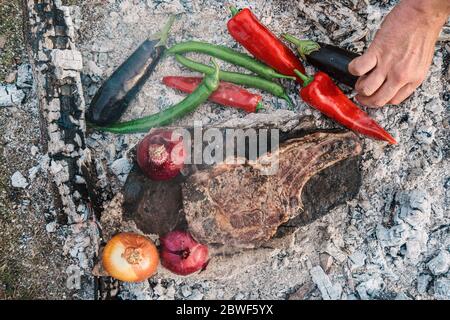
[122,166,187,236]
[301,155,361,224]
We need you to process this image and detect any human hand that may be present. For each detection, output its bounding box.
[348,0,450,107]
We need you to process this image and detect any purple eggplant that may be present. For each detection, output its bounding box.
[283,34,360,88]
[87,16,175,126]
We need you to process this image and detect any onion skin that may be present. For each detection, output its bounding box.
[102,233,159,282]
[137,130,186,181]
[160,231,209,276]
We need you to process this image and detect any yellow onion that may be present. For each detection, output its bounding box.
[102,233,159,282]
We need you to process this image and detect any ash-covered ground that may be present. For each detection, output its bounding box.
[1,0,449,300]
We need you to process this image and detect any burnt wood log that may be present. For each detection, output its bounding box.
[23,0,101,222]
[22,0,103,299]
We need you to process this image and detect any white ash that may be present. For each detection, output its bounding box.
[151,279,177,300]
[180,285,192,298]
[119,281,154,300]
[11,171,29,189]
[28,165,40,181]
[51,49,83,80]
[320,253,333,273]
[310,266,343,300]
[110,157,133,184]
[65,265,82,290]
[395,292,412,300]
[375,189,433,266]
[348,251,367,271]
[187,289,204,300]
[427,251,450,276]
[46,222,58,233]
[70,0,450,300]
[30,145,39,156]
[16,64,33,89]
[233,292,246,300]
[84,60,103,77]
[0,84,25,107]
[321,241,348,264]
[355,275,385,300]
[417,274,432,295]
[434,278,450,300]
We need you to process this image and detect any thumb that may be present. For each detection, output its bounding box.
[348,46,378,76]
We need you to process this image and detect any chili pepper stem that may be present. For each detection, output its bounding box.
[282,34,321,60]
[256,102,264,112]
[294,70,314,87]
[273,74,297,80]
[230,6,240,17]
[204,58,220,91]
[155,15,176,47]
[282,93,294,109]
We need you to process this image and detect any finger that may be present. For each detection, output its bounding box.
[388,83,416,105]
[356,75,404,108]
[348,47,378,76]
[355,67,387,97]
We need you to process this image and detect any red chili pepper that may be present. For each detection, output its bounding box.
[227,7,306,83]
[294,70,397,144]
[162,76,263,113]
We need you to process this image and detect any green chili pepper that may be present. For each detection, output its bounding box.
[175,55,293,107]
[95,59,221,134]
[167,41,296,81]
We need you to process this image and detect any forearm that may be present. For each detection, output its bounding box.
[402,0,450,25]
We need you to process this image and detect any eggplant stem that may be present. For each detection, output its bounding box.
[294,69,314,87]
[155,15,176,47]
[282,34,321,60]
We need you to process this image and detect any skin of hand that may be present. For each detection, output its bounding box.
[348,0,450,108]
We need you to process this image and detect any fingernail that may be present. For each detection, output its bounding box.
[355,96,370,108]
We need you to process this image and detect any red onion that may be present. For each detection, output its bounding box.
[160,230,209,276]
[137,130,186,181]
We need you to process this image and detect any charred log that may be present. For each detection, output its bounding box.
[22,0,100,223]
[22,0,101,299]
